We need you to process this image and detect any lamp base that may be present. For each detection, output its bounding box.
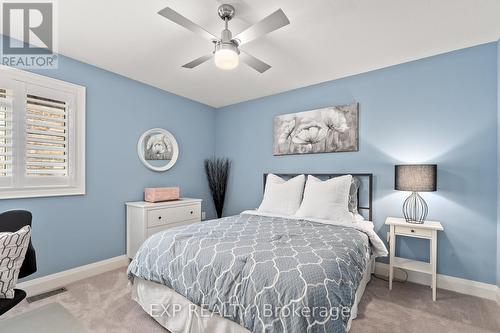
[405,219,425,225]
[402,192,428,224]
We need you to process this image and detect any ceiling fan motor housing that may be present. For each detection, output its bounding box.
[218,4,235,21]
[215,40,240,55]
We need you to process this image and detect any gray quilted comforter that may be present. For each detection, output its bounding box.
[127,213,373,333]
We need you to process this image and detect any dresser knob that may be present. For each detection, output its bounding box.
[158,216,162,220]
[411,229,415,233]
[190,211,193,214]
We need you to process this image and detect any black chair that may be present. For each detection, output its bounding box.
[0,210,37,316]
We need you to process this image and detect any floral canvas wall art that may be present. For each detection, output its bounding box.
[273,103,358,155]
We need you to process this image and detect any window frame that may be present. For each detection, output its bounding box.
[0,65,85,199]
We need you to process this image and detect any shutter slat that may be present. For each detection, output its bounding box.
[27,161,65,167]
[27,134,65,142]
[26,153,65,160]
[26,137,65,145]
[27,97,66,109]
[26,104,66,116]
[26,129,67,138]
[26,121,66,134]
[0,101,13,109]
[26,169,66,175]
[26,144,67,152]
[27,114,66,123]
[26,165,65,170]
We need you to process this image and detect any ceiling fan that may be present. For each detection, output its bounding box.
[158,4,290,73]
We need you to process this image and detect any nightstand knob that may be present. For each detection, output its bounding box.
[158,216,162,220]
[411,229,415,233]
[190,211,193,214]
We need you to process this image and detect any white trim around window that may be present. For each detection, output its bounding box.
[0,65,85,199]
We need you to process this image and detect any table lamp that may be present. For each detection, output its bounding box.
[395,164,437,224]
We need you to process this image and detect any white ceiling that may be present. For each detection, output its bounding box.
[17,1,500,107]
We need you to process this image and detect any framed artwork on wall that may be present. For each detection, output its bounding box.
[273,103,358,156]
[137,128,179,172]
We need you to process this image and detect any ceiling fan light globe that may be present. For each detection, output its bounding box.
[214,48,239,70]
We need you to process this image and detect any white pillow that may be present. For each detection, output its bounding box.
[0,225,31,299]
[353,213,365,222]
[295,175,354,222]
[258,174,306,215]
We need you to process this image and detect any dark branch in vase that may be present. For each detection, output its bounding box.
[204,157,231,218]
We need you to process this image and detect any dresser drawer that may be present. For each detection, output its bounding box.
[395,225,432,238]
[146,219,198,238]
[147,204,200,228]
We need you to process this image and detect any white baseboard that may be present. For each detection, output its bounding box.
[497,287,500,306]
[17,255,129,297]
[375,262,499,303]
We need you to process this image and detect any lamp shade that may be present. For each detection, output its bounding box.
[395,164,437,192]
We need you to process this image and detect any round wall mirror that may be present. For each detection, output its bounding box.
[137,128,179,172]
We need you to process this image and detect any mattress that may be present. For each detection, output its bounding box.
[128,211,387,333]
[130,256,375,333]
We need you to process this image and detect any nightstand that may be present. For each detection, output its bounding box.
[385,217,444,301]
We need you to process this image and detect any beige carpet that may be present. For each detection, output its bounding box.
[3,267,500,333]
[0,303,90,333]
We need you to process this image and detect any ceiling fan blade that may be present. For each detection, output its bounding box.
[182,54,213,68]
[234,9,290,45]
[158,7,217,41]
[240,51,271,73]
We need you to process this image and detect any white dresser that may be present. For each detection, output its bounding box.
[126,198,202,259]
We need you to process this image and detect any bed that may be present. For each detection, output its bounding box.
[127,173,387,333]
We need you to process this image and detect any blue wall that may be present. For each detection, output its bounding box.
[215,43,498,284]
[497,38,500,287]
[2,38,499,285]
[0,53,217,279]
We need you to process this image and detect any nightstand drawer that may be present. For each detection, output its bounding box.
[395,225,432,238]
[148,204,200,228]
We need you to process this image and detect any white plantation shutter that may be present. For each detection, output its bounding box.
[26,94,68,177]
[0,89,13,182]
[0,66,85,199]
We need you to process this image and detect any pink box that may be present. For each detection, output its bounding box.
[144,187,180,203]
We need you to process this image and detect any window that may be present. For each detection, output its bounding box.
[0,65,85,199]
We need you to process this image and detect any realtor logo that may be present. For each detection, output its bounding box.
[1,0,58,68]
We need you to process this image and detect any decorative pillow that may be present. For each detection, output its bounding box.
[0,225,32,299]
[348,177,360,214]
[295,175,354,222]
[258,174,306,215]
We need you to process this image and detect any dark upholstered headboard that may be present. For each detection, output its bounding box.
[263,173,374,221]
